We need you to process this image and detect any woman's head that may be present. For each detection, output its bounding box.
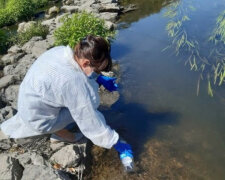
[74,35,112,75]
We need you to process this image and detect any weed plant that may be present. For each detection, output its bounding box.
[54,12,116,48]
[0,29,10,54]
[11,22,49,46]
[164,1,225,97]
[0,0,49,28]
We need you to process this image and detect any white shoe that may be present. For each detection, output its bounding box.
[50,133,83,143]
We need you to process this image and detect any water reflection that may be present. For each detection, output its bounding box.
[118,0,178,28]
[163,0,225,96]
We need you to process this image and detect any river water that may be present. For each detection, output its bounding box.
[90,0,225,179]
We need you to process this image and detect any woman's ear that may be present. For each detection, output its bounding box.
[82,59,91,68]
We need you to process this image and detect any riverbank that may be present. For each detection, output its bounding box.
[0,0,131,179]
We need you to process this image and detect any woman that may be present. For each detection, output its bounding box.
[0,36,133,169]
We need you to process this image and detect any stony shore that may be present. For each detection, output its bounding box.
[0,0,133,179]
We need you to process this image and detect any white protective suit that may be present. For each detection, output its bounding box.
[0,46,119,149]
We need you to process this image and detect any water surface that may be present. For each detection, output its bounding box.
[92,0,225,179]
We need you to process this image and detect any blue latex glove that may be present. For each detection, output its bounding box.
[114,139,133,159]
[96,75,118,92]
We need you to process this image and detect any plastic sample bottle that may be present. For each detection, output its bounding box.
[120,152,135,172]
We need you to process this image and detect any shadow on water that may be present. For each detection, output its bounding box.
[89,96,181,180]
[100,95,180,157]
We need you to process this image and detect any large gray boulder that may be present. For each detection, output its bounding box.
[21,165,70,180]
[0,75,15,90]
[98,12,118,22]
[3,64,17,76]
[0,154,24,180]
[15,152,50,167]
[41,18,55,27]
[91,3,120,12]
[50,144,85,168]
[31,40,52,58]
[17,21,36,33]
[4,85,20,108]
[104,20,116,30]
[61,5,79,13]
[1,52,25,66]
[22,37,52,58]
[7,45,23,54]
[48,6,60,17]
[6,54,35,81]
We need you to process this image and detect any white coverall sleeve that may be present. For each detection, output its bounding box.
[62,78,119,149]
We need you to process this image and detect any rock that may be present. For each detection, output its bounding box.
[61,5,79,13]
[0,75,15,90]
[121,4,137,13]
[8,45,23,54]
[46,35,55,47]
[0,106,16,121]
[0,130,11,149]
[22,36,43,54]
[99,0,118,4]
[63,0,74,5]
[101,71,115,77]
[55,13,70,23]
[41,18,55,27]
[17,21,36,33]
[91,3,120,13]
[1,52,25,66]
[104,20,116,30]
[98,12,118,22]
[50,144,84,168]
[4,85,19,108]
[31,40,51,58]
[74,0,96,6]
[3,64,17,76]
[77,0,97,12]
[21,165,70,180]
[12,54,35,81]
[16,152,50,167]
[0,71,3,78]
[0,97,6,109]
[0,140,11,150]
[22,37,52,58]
[48,6,60,17]
[15,153,32,167]
[30,153,49,166]
[0,154,24,180]
[99,90,119,107]
[50,141,66,151]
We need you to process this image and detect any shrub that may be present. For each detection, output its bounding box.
[54,12,116,48]
[0,0,36,28]
[0,0,50,28]
[11,22,49,45]
[0,29,10,54]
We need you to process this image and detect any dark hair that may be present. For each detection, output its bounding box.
[74,35,112,73]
